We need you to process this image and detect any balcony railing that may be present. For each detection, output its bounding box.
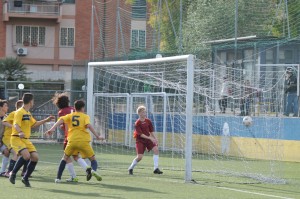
[6,1,60,16]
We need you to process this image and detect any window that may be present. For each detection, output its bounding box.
[39,27,46,45]
[284,50,293,60]
[266,49,274,64]
[279,49,294,63]
[60,27,75,47]
[16,25,46,46]
[131,0,146,19]
[131,30,146,49]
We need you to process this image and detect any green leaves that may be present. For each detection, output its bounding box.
[0,57,30,81]
[133,0,300,53]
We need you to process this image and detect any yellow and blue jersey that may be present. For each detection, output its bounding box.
[61,112,91,142]
[12,108,36,138]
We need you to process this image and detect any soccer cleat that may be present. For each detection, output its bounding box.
[153,168,163,174]
[66,177,79,182]
[128,169,133,175]
[21,178,31,187]
[86,167,92,181]
[55,179,62,183]
[92,170,102,181]
[9,173,16,184]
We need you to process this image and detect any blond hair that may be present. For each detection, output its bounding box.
[136,105,146,114]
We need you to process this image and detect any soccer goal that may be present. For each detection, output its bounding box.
[87,55,285,184]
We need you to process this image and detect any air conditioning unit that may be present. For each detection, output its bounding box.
[14,1,23,7]
[17,48,28,56]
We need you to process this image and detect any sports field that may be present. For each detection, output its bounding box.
[0,143,299,199]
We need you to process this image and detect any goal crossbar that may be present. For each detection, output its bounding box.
[88,55,191,67]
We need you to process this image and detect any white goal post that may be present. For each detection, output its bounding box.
[87,55,195,182]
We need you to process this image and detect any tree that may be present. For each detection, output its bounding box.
[147,0,190,53]
[0,57,30,81]
[271,0,300,38]
[182,0,276,52]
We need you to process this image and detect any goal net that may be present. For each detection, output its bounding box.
[87,55,287,184]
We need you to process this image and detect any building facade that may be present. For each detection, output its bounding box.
[0,0,151,85]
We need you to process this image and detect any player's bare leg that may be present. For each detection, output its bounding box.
[128,154,143,175]
[152,146,163,174]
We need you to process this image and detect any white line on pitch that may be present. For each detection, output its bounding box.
[217,187,294,199]
[39,161,59,165]
[38,161,294,199]
[148,177,294,199]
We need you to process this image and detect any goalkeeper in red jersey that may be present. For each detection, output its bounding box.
[128,106,163,175]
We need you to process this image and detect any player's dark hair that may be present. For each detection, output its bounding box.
[52,93,70,109]
[74,100,85,111]
[22,93,34,104]
[15,100,23,109]
[0,100,8,107]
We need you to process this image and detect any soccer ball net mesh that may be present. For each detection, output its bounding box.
[91,56,287,184]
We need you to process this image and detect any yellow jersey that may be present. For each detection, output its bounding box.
[3,111,15,137]
[12,108,36,138]
[61,112,91,142]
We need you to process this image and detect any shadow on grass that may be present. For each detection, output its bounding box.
[37,188,123,199]
[27,175,165,195]
[100,183,165,193]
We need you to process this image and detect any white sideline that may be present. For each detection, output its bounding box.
[217,187,294,199]
[39,161,294,199]
[148,177,294,199]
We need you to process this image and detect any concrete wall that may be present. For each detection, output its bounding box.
[6,24,55,59]
[106,113,300,162]
[0,2,6,58]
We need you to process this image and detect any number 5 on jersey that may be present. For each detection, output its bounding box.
[72,116,80,126]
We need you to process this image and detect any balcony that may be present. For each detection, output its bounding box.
[3,0,62,22]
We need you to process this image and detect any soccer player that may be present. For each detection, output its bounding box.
[46,100,104,182]
[128,105,163,175]
[0,100,9,176]
[9,93,54,187]
[0,100,23,178]
[52,93,89,182]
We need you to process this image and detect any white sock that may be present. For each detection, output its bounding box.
[85,159,91,166]
[128,159,138,170]
[77,158,88,170]
[66,162,76,178]
[0,156,9,173]
[153,155,159,170]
